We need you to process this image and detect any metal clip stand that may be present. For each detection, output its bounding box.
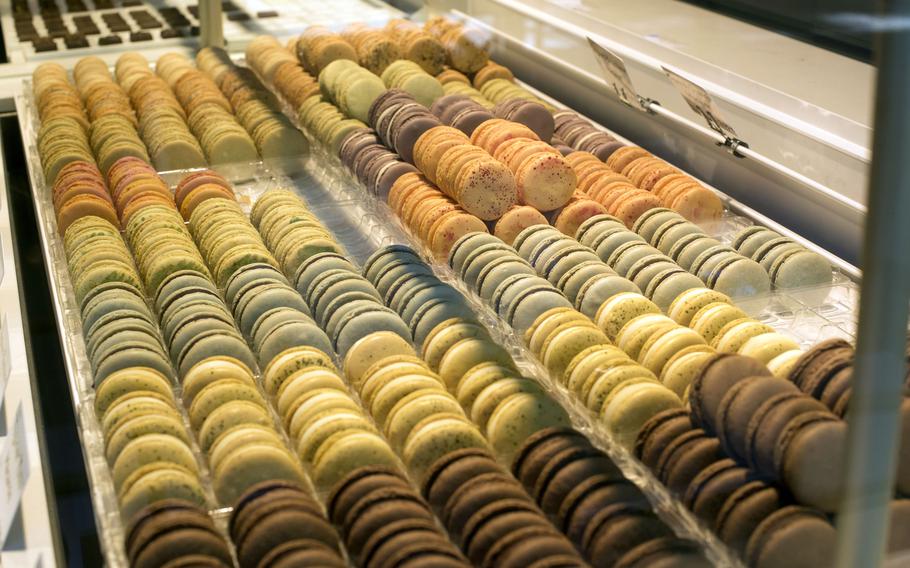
[199,0,224,48]
[837,1,910,566]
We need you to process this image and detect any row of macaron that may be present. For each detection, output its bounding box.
[32,64,94,184]
[568,149,721,226]
[576,211,764,301]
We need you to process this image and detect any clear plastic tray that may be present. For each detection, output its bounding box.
[16,49,860,566]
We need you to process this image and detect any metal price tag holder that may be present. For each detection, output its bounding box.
[661,66,749,157]
[586,37,863,215]
[586,37,655,112]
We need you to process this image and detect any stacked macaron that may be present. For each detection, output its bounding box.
[480,78,555,111]
[298,95,368,153]
[543,194,610,238]
[104,156,173,224]
[690,354,846,513]
[365,245,575,462]
[610,147,725,223]
[228,482,345,567]
[197,53,309,160]
[732,226,833,289]
[384,107,518,220]
[185,184,335,368]
[52,160,118,234]
[366,89,442,164]
[436,67,472,86]
[787,339,858,418]
[667,287,801,372]
[69,220,214,530]
[154,52,195,89]
[450,230,686,448]
[574,214,706,309]
[384,19,448,75]
[326,466,470,566]
[787,339,910,495]
[430,94,496,135]
[472,118,576,211]
[246,36,320,109]
[182,354,309,506]
[511,222,645,316]
[387,170,490,258]
[632,208,771,297]
[513,428,711,567]
[317,59,387,124]
[424,17,491,73]
[555,111,626,161]
[636,409,837,567]
[493,99,555,141]
[258,344,402,492]
[380,59,445,106]
[473,61,515,89]
[342,335,495,483]
[440,80,495,108]
[112,53,207,171]
[244,35,297,84]
[157,52,258,165]
[73,57,154,176]
[32,62,88,129]
[566,151,664,226]
[337,127,418,201]
[32,63,93,183]
[341,23,401,75]
[194,46,235,85]
[124,500,234,568]
[251,189,417,362]
[65,216,167,382]
[421,447,586,567]
[74,56,136,126]
[295,26,359,76]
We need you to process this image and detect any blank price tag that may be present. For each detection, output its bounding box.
[662,67,738,139]
[0,403,29,545]
[587,37,646,111]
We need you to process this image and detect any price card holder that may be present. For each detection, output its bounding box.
[661,66,748,154]
[1,403,30,548]
[587,37,654,112]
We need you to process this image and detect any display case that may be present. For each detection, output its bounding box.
[1,0,908,566]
